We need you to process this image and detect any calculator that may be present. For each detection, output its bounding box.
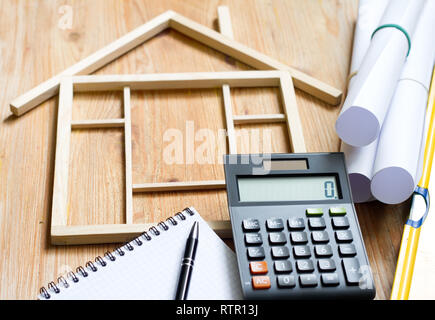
[223,153,376,299]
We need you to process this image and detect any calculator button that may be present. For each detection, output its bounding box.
[342,258,361,285]
[335,230,353,243]
[252,276,271,290]
[271,247,290,259]
[306,208,323,216]
[243,219,260,232]
[296,259,314,273]
[277,275,296,288]
[274,260,293,273]
[293,245,311,258]
[308,217,326,230]
[269,232,287,245]
[245,233,263,246]
[317,259,336,272]
[329,207,347,216]
[266,218,284,231]
[290,232,308,244]
[321,273,340,286]
[249,261,268,275]
[299,274,318,287]
[247,247,265,260]
[288,218,305,230]
[314,245,333,258]
[311,231,329,243]
[339,244,357,257]
[332,216,350,229]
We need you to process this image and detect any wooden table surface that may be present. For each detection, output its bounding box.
[0,0,409,300]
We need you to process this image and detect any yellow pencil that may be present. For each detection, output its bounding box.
[390,67,435,300]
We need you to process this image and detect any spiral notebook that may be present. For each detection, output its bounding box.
[39,207,243,300]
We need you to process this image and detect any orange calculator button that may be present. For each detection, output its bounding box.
[252,276,271,289]
[249,261,268,274]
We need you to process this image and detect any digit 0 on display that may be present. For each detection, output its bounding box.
[324,181,335,199]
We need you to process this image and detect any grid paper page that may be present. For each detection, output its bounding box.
[41,208,243,300]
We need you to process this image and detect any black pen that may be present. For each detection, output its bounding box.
[175,221,199,300]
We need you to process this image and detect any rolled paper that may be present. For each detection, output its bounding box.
[348,0,390,89]
[340,0,389,203]
[342,141,378,203]
[371,0,435,204]
[336,0,425,147]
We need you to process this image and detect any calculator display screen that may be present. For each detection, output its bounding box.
[237,175,340,202]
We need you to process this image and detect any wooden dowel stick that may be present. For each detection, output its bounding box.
[279,73,307,153]
[123,87,133,225]
[232,114,286,124]
[51,78,73,227]
[132,180,226,192]
[51,220,232,244]
[70,118,125,129]
[217,6,234,39]
[222,85,237,154]
[71,71,282,91]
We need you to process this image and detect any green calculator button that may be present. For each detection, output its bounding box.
[329,207,347,216]
[306,208,323,216]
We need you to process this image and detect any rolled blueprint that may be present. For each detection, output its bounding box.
[371,0,435,204]
[342,141,378,203]
[347,0,390,89]
[341,0,389,203]
[336,0,425,147]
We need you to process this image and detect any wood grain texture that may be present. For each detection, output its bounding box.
[0,0,407,299]
[67,128,125,227]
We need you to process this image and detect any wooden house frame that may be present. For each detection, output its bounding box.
[52,70,305,244]
[11,8,342,244]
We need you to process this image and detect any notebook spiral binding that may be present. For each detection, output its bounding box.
[39,207,195,299]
